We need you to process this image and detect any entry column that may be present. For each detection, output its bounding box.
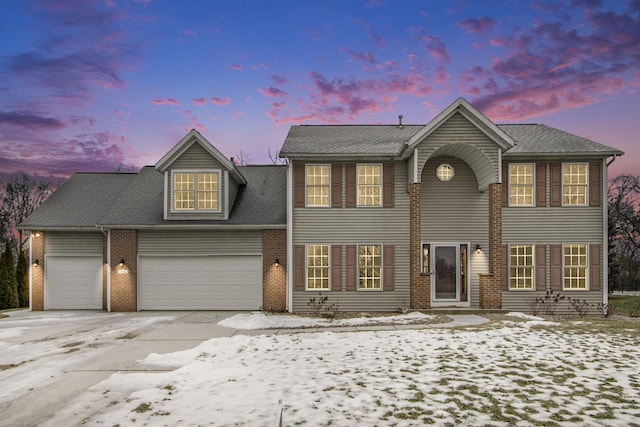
[409,183,430,308]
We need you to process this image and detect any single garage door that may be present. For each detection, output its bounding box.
[46,256,103,309]
[139,255,262,310]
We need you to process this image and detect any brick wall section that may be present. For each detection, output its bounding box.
[262,229,287,311]
[31,231,45,311]
[110,229,138,312]
[102,234,108,310]
[480,183,503,309]
[409,183,430,308]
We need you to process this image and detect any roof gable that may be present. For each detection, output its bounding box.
[406,97,515,153]
[155,129,247,184]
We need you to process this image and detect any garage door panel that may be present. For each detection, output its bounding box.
[139,255,262,310]
[46,256,103,309]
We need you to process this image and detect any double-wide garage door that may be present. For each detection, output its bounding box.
[138,255,262,310]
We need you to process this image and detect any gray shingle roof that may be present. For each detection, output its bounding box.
[280,125,423,156]
[18,173,137,230]
[499,124,624,156]
[97,165,286,227]
[280,123,622,158]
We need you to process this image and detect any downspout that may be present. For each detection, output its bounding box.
[286,160,293,312]
[603,155,617,309]
[106,229,111,312]
[28,231,32,311]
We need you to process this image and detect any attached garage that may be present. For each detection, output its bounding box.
[137,230,264,310]
[44,232,104,310]
[138,255,262,310]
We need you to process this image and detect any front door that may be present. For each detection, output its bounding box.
[425,243,469,304]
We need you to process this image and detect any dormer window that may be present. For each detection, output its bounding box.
[172,170,220,211]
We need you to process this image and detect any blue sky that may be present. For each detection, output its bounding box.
[0,0,638,181]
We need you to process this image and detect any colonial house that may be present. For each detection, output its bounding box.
[19,98,623,313]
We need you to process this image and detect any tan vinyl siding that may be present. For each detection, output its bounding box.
[416,112,500,190]
[166,143,229,220]
[292,162,409,312]
[503,208,603,242]
[45,232,103,255]
[421,157,489,308]
[138,229,261,255]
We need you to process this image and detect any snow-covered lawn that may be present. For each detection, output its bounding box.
[43,313,640,426]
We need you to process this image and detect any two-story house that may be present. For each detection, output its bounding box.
[20,98,623,313]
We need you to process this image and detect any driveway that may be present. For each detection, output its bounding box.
[0,310,244,427]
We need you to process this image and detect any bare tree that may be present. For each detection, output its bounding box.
[608,174,640,291]
[235,150,252,166]
[0,173,51,254]
[268,147,288,165]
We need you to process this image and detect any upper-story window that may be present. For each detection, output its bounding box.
[563,163,588,206]
[306,165,330,207]
[436,163,454,182]
[357,164,382,206]
[173,171,220,211]
[509,164,534,207]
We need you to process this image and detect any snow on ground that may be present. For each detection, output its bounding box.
[43,316,640,427]
[218,311,435,329]
[0,311,175,405]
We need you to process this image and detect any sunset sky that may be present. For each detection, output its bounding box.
[1,0,638,183]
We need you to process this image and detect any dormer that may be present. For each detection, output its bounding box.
[155,129,247,220]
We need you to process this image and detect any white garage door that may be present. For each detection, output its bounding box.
[46,256,103,309]
[139,255,262,310]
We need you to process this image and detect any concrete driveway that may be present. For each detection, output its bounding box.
[0,310,247,427]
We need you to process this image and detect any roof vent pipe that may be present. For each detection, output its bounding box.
[398,114,403,128]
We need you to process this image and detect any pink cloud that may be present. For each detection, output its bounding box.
[211,96,231,106]
[192,97,207,106]
[0,111,64,130]
[232,111,245,119]
[458,17,496,34]
[183,29,197,36]
[259,86,287,98]
[151,98,179,106]
[230,64,243,71]
[270,74,288,85]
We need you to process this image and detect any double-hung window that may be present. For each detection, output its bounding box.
[563,163,588,206]
[509,164,534,206]
[306,245,329,290]
[306,165,330,207]
[509,245,534,290]
[173,171,219,211]
[358,244,381,290]
[564,244,588,290]
[357,164,382,206]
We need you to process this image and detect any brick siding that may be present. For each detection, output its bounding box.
[110,229,137,312]
[480,183,503,309]
[30,231,45,311]
[409,183,430,308]
[262,229,287,311]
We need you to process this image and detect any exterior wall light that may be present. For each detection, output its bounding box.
[274,258,280,266]
[34,231,41,238]
[475,244,481,254]
[33,259,39,267]
[119,259,125,267]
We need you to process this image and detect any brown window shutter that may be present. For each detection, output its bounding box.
[345,164,356,208]
[550,163,562,207]
[294,163,305,208]
[550,244,563,291]
[589,162,601,207]
[536,162,547,207]
[535,245,547,291]
[383,164,394,208]
[294,245,305,291]
[501,245,509,290]
[346,245,357,291]
[590,244,601,291]
[383,245,395,291]
[502,163,509,207]
[331,245,343,291]
[331,164,342,208]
